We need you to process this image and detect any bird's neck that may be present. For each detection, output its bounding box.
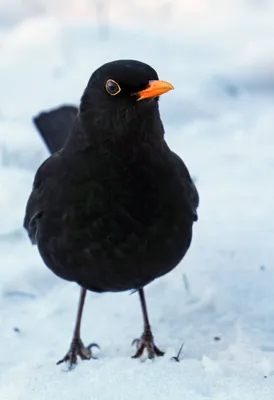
[65,105,165,153]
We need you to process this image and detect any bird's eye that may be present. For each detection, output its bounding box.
[105,79,121,96]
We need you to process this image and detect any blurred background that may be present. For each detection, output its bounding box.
[0,1,274,398]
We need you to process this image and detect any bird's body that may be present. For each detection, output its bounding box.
[24,59,199,365]
[26,130,195,292]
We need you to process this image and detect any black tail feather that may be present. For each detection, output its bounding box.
[33,105,78,154]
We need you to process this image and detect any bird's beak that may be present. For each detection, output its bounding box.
[136,80,174,101]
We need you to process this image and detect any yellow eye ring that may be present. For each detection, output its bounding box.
[105,79,121,96]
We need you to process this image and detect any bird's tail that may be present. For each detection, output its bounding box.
[33,105,78,154]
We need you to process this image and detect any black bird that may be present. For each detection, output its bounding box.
[24,59,199,367]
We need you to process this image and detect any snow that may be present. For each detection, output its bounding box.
[1,1,274,399]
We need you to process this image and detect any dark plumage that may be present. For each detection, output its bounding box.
[24,59,199,366]
[33,105,78,154]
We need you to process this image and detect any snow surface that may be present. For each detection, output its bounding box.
[1,1,274,399]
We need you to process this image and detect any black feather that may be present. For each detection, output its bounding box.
[33,105,78,153]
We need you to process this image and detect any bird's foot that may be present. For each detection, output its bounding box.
[56,338,99,369]
[131,332,164,359]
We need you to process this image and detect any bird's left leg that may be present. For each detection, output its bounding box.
[132,288,164,359]
[56,287,99,369]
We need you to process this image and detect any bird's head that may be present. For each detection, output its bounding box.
[79,59,174,143]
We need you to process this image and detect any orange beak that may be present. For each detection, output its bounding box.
[136,80,174,101]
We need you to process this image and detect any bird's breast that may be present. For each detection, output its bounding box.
[36,150,193,291]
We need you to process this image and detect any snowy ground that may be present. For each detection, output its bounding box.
[1,1,274,399]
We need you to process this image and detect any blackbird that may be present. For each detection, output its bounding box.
[24,59,199,367]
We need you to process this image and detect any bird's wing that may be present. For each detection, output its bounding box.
[24,105,78,243]
[33,105,78,153]
[169,148,199,222]
[23,152,63,243]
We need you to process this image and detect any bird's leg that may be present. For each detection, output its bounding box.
[56,287,99,369]
[132,288,164,359]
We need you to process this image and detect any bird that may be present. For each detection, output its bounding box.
[24,59,199,368]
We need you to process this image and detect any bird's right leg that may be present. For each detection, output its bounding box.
[56,287,99,369]
[132,288,164,359]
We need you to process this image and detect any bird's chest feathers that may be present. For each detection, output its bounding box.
[64,147,182,235]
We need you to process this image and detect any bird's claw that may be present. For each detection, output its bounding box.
[56,338,99,369]
[87,342,100,351]
[131,335,164,359]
